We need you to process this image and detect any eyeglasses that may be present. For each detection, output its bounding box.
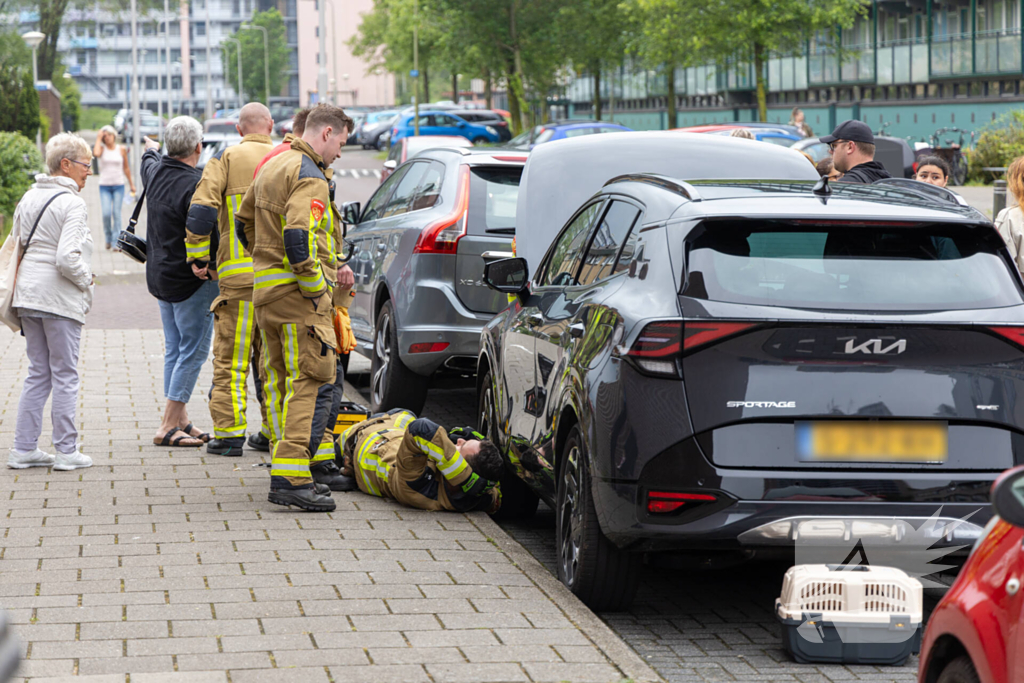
[828,140,848,153]
[66,158,91,170]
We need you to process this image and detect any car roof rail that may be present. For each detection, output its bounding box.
[871,177,968,207]
[604,173,703,202]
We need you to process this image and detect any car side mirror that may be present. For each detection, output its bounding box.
[341,201,360,225]
[484,257,529,294]
[992,465,1024,528]
[383,159,397,171]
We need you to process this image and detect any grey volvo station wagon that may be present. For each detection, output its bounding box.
[343,147,528,413]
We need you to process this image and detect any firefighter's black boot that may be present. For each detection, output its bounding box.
[207,437,244,457]
[311,460,357,492]
[247,432,271,452]
[268,486,336,512]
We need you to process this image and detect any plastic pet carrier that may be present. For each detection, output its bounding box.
[776,564,923,666]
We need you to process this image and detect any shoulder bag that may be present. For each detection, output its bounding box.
[117,187,147,264]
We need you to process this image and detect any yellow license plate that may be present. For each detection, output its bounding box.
[796,422,948,463]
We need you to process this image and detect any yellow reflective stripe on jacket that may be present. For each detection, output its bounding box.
[394,412,415,429]
[218,257,254,280]
[356,434,389,495]
[414,435,469,479]
[254,268,298,290]
[226,194,243,261]
[296,268,326,295]
[279,324,299,436]
[186,239,211,260]
[229,301,254,429]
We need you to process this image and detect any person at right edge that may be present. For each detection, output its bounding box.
[184,103,275,457]
[995,155,1024,276]
[820,120,892,184]
[234,105,350,512]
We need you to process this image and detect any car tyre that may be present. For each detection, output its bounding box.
[471,136,488,144]
[478,369,539,520]
[371,301,429,414]
[936,656,979,683]
[556,424,640,611]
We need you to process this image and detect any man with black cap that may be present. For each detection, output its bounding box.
[820,120,892,184]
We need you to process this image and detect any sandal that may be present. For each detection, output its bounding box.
[182,423,211,443]
[154,429,204,448]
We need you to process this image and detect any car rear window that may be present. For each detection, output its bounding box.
[684,222,1024,311]
[468,166,523,235]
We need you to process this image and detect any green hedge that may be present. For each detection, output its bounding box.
[0,131,44,240]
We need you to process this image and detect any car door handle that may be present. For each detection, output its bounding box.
[482,251,515,260]
[568,322,585,339]
[526,314,543,327]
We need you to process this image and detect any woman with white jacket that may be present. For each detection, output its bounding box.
[7,133,95,471]
[995,155,1024,277]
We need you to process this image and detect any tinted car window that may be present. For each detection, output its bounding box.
[564,127,593,138]
[541,202,604,287]
[686,223,1024,311]
[380,161,430,218]
[435,115,459,128]
[577,201,641,285]
[468,166,522,236]
[598,127,624,134]
[361,164,410,223]
[534,128,555,144]
[761,135,797,147]
[411,161,445,212]
[386,139,403,163]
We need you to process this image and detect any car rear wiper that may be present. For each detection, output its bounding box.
[486,228,516,234]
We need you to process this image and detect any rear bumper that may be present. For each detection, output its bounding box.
[592,434,998,552]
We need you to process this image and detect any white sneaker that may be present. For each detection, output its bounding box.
[53,450,92,471]
[7,448,55,469]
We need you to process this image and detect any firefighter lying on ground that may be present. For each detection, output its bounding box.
[336,411,503,513]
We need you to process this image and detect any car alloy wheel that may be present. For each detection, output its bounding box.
[558,443,584,587]
[479,381,495,440]
[372,309,391,407]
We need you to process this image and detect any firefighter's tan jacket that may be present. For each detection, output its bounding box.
[184,134,273,294]
[339,413,500,513]
[235,137,332,307]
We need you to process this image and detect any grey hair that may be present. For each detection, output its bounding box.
[45,133,91,174]
[100,124,118,137]
[729,128,754,140]
[164,116,204,158]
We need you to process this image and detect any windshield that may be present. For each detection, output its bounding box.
[685,222,1023,311]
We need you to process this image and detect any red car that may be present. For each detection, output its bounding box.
[918,465,1024,683]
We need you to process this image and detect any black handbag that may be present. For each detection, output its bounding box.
[117,187,147,263]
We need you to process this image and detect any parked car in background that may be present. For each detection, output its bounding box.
[204,118,240,135]
[343,147,527,414]
[196,133,242,170]
[480,132,1006,611]
[918,465,1024,683]
[507,120,632,149]
[381,135,474,182]
[450,109,512,142]
[123,113,163,141]
[114,108,152,137]
[346,112,366,145]
[790,136,832,163]
[357,110,398,150]
[391,111,503,145]
[274,117,295,137]
[673,124,801,147]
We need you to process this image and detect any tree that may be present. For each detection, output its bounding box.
[0,131,43,234]
[620,0,701,128]
[221,9,289,104]
[693,0,866,121]
[562,0,626,122]
[0,31,40,140]
[349,0,444,104]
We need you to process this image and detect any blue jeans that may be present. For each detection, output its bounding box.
[98,184,125,247]
[157,280,219,403]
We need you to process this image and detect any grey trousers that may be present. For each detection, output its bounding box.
[14,316,83,454]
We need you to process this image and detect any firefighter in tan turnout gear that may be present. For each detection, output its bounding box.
[184,103,274,457]
[234,105,354,511]
[338,411,504,514]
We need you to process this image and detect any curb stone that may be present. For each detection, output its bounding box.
[467,512,664,683]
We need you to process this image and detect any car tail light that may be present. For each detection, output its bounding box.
[647,491,717,514]
[413,165,470,254]
[409,342,450,354]
[988,326,1024,349]
[492,155,527,162]
[623,320,757,377]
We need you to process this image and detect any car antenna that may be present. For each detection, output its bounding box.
[811,175,832,201]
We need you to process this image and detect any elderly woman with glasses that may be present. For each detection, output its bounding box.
[7,133,96,472]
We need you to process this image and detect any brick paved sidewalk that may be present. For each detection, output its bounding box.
[0,327,660,683]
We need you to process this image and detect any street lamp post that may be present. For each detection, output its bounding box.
[240,23,269,105]
[316,0,328,104]
[21,31,45,153]
[223,38,243,108]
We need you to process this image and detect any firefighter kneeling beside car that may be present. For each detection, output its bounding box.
[336,412,503,513]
